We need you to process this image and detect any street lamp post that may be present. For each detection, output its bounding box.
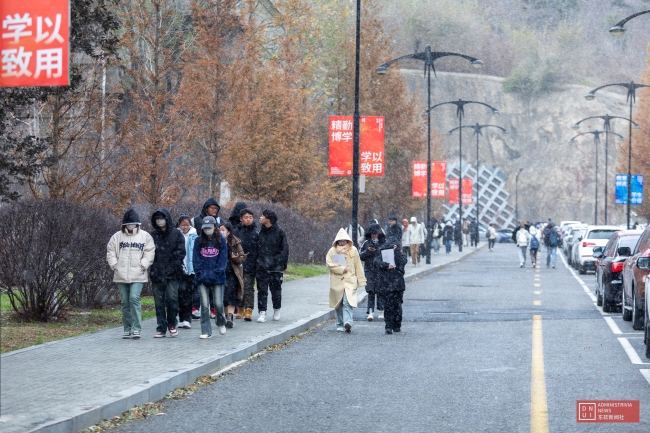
[376,46,483,263]
[609,10,650,36]
[427,99,500,251]
[351,0,362,247]
[446,123,507,226]
[586,81,650,228]
[515,168,524,223]
[569,130,624,225]
[572,115,640,224]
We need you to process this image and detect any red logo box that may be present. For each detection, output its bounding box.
[576,400,640,423]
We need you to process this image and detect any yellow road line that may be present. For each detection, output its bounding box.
[534,291,541,295]
[533,300,541,305]
[531,315,549,433]
[534,283,541,287]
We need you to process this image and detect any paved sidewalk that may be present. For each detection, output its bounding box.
[0,242,485,433]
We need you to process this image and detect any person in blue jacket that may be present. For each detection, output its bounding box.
[193,216,228,339]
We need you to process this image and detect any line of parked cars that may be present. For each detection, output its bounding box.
[579,223,650,359]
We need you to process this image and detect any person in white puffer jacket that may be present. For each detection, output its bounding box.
[515,221,531,268]
[107,209,155,339]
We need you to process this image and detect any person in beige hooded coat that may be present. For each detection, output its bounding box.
[326,228,367,332]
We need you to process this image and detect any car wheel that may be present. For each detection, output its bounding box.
[596,287,603,307]
[602,284,612,312]
[578,263,586,275]
[632,287,644,331]
[623,289,632,321]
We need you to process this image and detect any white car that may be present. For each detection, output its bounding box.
[571,225,623,274]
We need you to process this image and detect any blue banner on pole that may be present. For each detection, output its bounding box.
[614,174,644,205]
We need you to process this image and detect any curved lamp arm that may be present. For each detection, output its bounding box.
[569,130,625,143]
[572,115,640,130]
[447,124,508,136]
[586,82,650,103]
[610,10,650,36]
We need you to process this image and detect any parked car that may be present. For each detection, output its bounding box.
[564,225,588,264]
[496,228,514,243]
[593,230,642,313]
[570,225,621,274]
[622,227,650,330]
[640,259,650,358]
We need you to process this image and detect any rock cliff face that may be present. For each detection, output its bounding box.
[400,69,632,225]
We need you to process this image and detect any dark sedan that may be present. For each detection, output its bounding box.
[593,230,642,313]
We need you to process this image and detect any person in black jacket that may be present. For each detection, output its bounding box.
[149,208,186,338]
[192,198,222,231]
[373,236,408,334]
[228,201,247,227]
[442,221,454,254]
[256,209,289,323]
[359,223,386,321]
[469,218,479,247]
[234,208,258,321]
[385,215,402,247]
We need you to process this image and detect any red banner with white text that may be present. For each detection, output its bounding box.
[448,178,473,205]
[329,116,384,176]
[0,0,70,87]
[412,161,447,198]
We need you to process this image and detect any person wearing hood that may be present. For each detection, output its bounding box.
[430,217,442,254]
[401,218,410,258]
[359,223,386,321]
[256,209,289,323]
[528,225,540,268]
[442,221,454,254]
[193,216,229,338]
[193,198,222,231]
[149,208,186,338]
[228,201,247,227]
[326,229,367,332]
[373,236,408,334]
[407,217,425,266]
[453,219,463,251]
[177,215,198,329]
[234,208,258,321]
[106,209,155,339]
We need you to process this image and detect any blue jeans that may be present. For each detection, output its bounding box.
[445,239,452,253]
[199,284,225,335]
[432,237,440,253]
[152,280,179,332]
[335,292,353,328]
[117,282,143,333]
[546,246,557,267]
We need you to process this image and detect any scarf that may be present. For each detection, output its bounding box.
[336,242,351,255]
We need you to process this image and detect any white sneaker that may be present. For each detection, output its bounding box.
[179,321,191,329]
[378,310,384,320]
[257,311,266,323]
[199,334,211,339]
[336,327,345,332]
[273,309,281,321]
[218,326,226,335]
[367,312,373,321]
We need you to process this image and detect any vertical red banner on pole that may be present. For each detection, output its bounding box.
[431,161,446,198]
[412,161,447,198]
[0,0,71,87]
[448,178,473,205]
[329,116,384,176]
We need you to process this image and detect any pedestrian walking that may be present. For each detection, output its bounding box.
[177,215,198,329]
[430,218,442,254]
[256,209,289,323]
[543,222,560,268]
[359,223,385,321]
[219,222,246,328]
[469,218,479,247]
[106,209,155,339]
[462,218,470,247]
[488,224,497,251]
[326,229,367,332]
[385,215,402,246]
[346,222,365,246]
[454,219,463,251]
[233,207,258,321]
[149,208,186,338]
[193,216,228,338]
[374,236,407,334]
[443,221,454,254]
[515,222,531,267]
[529,226,540,268]
[407,217,425,266]
[191,198,221,319]
[401,218,410,258]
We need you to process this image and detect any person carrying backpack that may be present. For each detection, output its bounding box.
[529,226,540,268]
[543,222,559,268]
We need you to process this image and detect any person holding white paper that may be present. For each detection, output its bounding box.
[374,236,408,334]
[326,229,367,333]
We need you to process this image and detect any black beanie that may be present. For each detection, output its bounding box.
[122,209,141,225]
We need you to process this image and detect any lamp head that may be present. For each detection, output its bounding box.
[585,93,595,101]
[503,129,509,134]
[375,65,388,75]
[492,109,500,116]
[446,131,453,136]
[609,25,626,37]
[420,110,429,119]
[572,123,580,130]
[471,59,484,69]
[634,124,642,130]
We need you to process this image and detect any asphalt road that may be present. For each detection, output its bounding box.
[114,245,650,433]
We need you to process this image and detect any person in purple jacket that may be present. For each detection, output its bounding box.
[193,216,228,339]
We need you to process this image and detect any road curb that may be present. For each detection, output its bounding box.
[29,244,485,433]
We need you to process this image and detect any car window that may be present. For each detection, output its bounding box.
[633,230,650,254]
[619,236,641,251]
[586,230,617,240]
[604,236,617,256]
